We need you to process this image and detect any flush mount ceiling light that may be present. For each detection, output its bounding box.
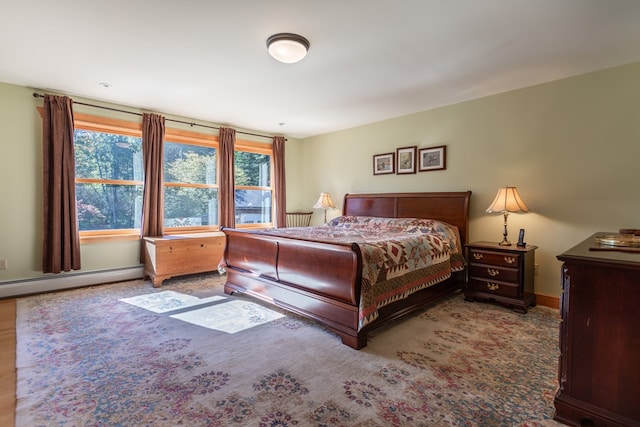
[267,33,310,64]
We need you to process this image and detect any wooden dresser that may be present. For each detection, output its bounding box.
[143,232,225,287]
[555,233,640,426]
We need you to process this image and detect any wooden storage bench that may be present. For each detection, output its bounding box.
[143,232,225,287]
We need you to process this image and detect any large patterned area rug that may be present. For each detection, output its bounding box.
[16,273,562,426]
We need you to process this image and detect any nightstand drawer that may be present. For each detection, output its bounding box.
[468,264,519,283]
[468,249,521,268]
[468,278,519,298]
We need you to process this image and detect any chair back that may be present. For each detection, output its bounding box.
[285,211,312,227]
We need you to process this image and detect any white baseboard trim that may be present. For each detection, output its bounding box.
[0,266,144,299]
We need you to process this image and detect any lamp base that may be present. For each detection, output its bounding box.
[499,212,511,246]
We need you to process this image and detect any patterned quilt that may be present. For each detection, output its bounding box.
[257,216,465,329]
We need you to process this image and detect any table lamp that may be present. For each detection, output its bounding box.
[313,192,336,223]
[486,186,529,246]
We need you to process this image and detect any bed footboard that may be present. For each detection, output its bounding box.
[222,228,464,349]
[223,228,367,347]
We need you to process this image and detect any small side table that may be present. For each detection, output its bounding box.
[464,241,537,313]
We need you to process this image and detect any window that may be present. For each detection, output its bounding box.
[73,114,144,240]
[73,113,220,240]
[163,136,218,232]
[72,112,274,239]
[74,129,143,231]
[234,141,273,227]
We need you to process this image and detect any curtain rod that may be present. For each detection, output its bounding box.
[32,92,278,140]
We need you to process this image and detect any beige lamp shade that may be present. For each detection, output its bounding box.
[313,192,335,223]
[486,187,529,213]
[313,192,336,210]
[486,187,529,246]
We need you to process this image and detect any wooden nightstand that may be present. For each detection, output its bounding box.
[464,241,537,313]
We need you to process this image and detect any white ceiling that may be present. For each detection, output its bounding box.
[2,1,640,139]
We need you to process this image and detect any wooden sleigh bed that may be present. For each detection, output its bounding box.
[221,191,471,349]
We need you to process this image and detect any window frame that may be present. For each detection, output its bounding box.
[233,139,275,230]
[162,129,220,235]
[73,113,143,242]
[73,113,222,242]
[71,112,275,240]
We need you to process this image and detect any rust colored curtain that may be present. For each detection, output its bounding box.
[219,127,236,228]
[140,113,165,261]
[272,136,287,227]
[42,94,81,273]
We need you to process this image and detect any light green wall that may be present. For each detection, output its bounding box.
[299,61,640,298]
[0,82,303,285]
[2,61,639,298]
[0,84,42,278]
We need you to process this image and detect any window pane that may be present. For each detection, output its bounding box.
[76,183,143,230]
[74,130,142,180]
[164,142,216,184]
[235,189,272,224]
[164,187,219,227]
[234,152,270,187]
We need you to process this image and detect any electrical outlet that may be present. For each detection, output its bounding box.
[0,259,7,270]
[534,263,539,275]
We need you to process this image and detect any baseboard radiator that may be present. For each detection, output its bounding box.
[0,266,144,299]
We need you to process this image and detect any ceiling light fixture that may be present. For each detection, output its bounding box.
[267,33,310,64]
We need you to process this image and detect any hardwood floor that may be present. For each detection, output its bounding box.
[0,298,16,427]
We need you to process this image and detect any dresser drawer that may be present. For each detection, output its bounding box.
[468,278,520,298]
[468,264,519,283]
[468,249,521,268]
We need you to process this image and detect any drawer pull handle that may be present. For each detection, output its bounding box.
[473,253,484,260]
[487,283,500,291]
[504,256,516,264]
[487,268,500,276]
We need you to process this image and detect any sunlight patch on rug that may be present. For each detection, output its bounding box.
[170,299,285,333]
[119,290,225,313]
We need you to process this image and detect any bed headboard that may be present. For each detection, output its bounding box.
[342,191,472,245]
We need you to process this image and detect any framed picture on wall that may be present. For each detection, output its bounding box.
[419,145,446,172]
[396,146,417,174]
[373,152,395,175]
